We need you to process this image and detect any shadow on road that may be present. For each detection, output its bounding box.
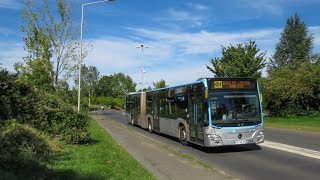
[98,111,262,154]
[192,143,262,154]
[154,132,262,154]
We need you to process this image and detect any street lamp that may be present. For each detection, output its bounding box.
[137,44,148,93]
[78,0,116,112]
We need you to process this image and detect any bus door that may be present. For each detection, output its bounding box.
[188,93,204,144]
[153,93,160,132]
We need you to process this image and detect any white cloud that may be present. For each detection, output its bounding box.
[310,26,320,51]
[83,27,285,88]
[128,27,282,55]
[0,42,25,71]
[188,3,208,10]
[239,0,283,15]
[0,0,22,9]
[2,25,319,88]
[166,8,204,27]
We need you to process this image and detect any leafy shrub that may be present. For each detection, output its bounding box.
[0,120,55,171]
[94,96,125,109]
[260,62,320,116]
[0,69,90,144]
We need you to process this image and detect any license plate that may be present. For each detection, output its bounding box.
[234,140,247,144]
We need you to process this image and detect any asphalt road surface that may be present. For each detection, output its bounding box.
[100,110,320,180]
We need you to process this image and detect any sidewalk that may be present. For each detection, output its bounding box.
[90,111,232,180]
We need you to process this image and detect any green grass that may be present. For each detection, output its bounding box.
[50,118,156,180]
[264,116,320,132]
[0,118,154,180]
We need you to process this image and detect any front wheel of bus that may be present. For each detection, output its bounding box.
[179,126,189,146]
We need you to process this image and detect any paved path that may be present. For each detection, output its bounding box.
[90,111,233,180]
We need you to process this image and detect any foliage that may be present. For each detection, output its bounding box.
[0,68,90,144]
[43,93,91,143]
[260,61,320,116]
[93,73,136,109]
[270,13,313,69]
[153,79,167,89]
[0,120,56,171]
[96,73,136,97]
[74,64,100,106]
[94,96,125,109]
[14,58,54,91]
[207,40,266,78]
[54,79,74,103]
[21,0,80,86]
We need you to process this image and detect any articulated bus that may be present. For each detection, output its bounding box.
[125,77,264,147]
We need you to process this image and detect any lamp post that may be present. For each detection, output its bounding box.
[78,0,115,112]
[136,44,148,92]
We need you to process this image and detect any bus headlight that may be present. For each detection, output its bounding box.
[207,134,222,142]
[257,131,264,142]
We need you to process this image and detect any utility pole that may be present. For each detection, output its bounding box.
[77,0,116,112]
[137,44,148,92]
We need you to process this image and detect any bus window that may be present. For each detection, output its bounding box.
[167,97,177,118]
[176,95,187,119]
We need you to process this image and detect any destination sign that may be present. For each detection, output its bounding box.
[211,80,256,89]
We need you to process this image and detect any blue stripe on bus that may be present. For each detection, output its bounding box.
[256,81,264,126]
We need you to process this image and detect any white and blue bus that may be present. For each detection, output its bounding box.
[126,77,264,147]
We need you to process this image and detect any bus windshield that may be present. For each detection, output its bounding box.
[209,92,261,127]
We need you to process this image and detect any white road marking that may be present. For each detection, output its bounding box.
[260,141,320,160]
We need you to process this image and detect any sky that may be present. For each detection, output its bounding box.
[0,0,320,89]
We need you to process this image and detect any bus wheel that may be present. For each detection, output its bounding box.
[148,120,153,133]
[179,126,189,146]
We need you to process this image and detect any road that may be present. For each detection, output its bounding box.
[100,110,320,180]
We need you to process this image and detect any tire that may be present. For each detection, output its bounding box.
[179,126,189,146]
[148,120,153,133]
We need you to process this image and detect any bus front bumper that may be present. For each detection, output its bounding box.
[203,127,264,147]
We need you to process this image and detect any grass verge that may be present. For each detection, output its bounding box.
[264,116,320,132]
[50,117,155,179]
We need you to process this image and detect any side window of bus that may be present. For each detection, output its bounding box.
[167,97,177,118]
[160,96,167,116]
[176,95,187,119]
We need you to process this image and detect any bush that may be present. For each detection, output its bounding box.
[260,62,320,116]
[94,96,125,109]
[0,69,90,144]
[0,120,56,171]
[39,93,90,144]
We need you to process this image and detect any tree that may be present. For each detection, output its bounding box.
[96,73,136,97]
[74,64,100,106]
[95,73,136,108]
[270,13,313,69]
[260,62,320,116]
[14,58,54,91]
[153,79,167,89]
[21,0,80,86]
[206,40,266,78]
